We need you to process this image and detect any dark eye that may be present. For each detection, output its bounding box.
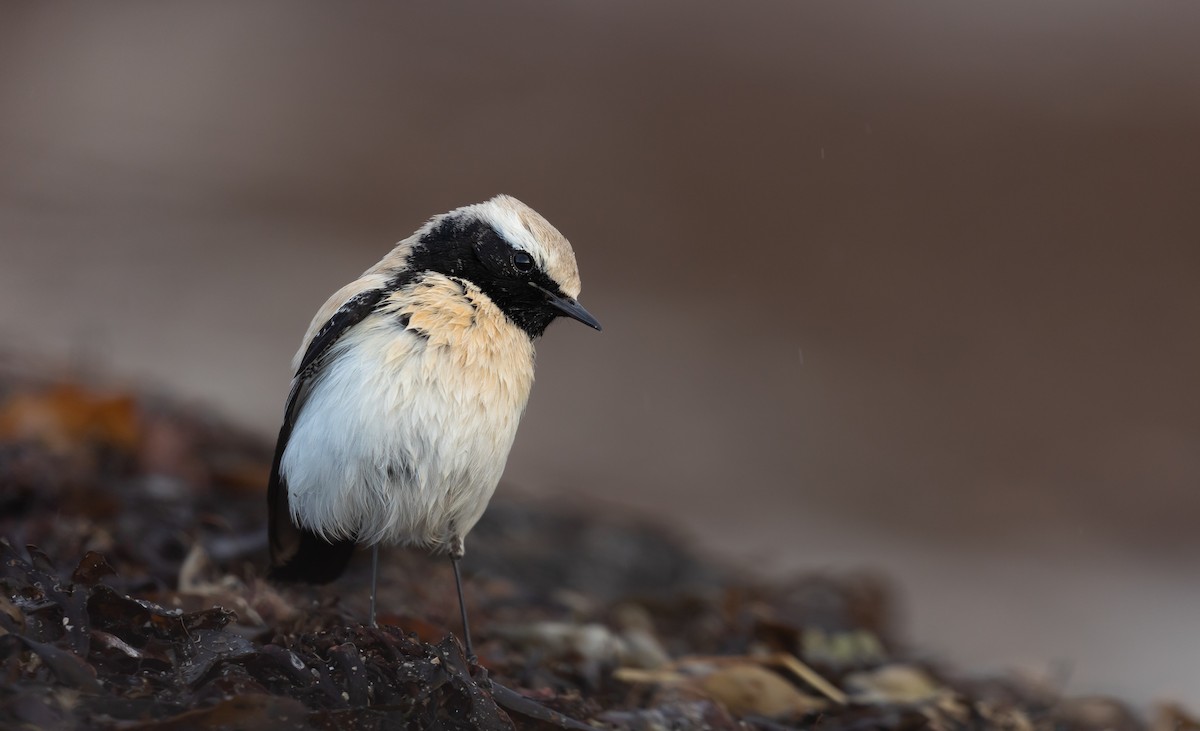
[513,251,534,273]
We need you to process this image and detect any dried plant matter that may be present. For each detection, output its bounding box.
[0,372,1166,729]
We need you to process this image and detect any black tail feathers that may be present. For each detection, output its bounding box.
[268,529,357,584]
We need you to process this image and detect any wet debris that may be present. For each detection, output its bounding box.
[1,546,520,729]
[0,371,1191,729]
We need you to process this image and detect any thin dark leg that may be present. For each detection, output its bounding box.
[369,545,379,627]
[451,556,474,660]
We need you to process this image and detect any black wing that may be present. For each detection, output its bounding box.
[267,287,388,583]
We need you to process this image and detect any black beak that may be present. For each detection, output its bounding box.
[532,284,602,331]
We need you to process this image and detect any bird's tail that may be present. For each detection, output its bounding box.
[268,527,357,584]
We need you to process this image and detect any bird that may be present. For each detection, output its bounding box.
[266,195,600,656]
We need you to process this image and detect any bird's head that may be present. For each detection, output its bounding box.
[401,195,601,338]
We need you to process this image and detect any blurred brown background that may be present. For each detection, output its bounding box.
[2,1,1199,706]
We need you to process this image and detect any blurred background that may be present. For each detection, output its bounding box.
[2,0,1199,707]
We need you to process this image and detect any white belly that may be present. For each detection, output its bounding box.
[279,299,535,553]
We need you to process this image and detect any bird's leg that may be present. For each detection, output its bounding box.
[449,537,475,662]
[369,544,379,628]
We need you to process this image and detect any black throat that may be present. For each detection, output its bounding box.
[391,216,566,339]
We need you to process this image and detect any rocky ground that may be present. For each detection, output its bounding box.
[0,368,1187,730]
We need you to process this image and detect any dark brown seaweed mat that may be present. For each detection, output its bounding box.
[0,370,1177,730]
